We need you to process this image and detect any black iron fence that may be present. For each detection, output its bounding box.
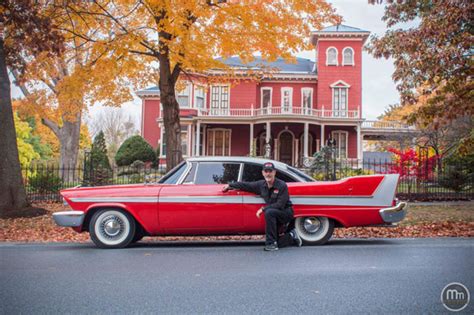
[22,158,473,202]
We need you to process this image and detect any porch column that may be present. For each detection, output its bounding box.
[295,139,299,167]
[321,124,325,147]
[357,123,362,166]
[196,121,201,156]
[265,121,271,158]
[249,123,254,155]
[273,138,278,160]
[191,124,195,156]
[303,122,309,158]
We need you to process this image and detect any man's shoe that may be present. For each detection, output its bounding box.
[290,229,303,247]
[264,243,279,251]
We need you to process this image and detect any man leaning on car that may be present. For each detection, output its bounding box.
[222,162,302,251]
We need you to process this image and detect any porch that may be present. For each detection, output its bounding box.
[186,121,362,167]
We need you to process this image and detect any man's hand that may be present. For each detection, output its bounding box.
[256,208,264,218]
[222,184,230,192]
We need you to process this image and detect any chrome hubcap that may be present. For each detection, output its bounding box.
[100,216,124,238]
[303,217,321,233]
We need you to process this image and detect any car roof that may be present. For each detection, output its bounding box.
[185,156,289,171]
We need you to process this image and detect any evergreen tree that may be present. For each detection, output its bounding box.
[91,131,111,170]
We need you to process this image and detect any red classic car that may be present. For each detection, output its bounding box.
[53,157,407,248]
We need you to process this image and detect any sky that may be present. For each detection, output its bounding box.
[11,0,400,130]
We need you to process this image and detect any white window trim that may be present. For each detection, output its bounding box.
[177,81,191,108]
[281,87,293,112]
[194,84,207,110]
[326,46,338,66]
[159,124,164,158]
[331,130,349,159]
[342,47,355,66]
[260,87,273,109]
[301,87,313,113]
[160,124,191,158]
[332,86,349,117]
[210,84,231,112]
[330,80,351,88]
[207,128,232,156]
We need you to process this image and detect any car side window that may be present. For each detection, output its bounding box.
[242,163,264,182]
[158,162,187,184]
[194,162,241,184]
[182,162,197,183]
[243,163,297,183]
[276,171,297,183]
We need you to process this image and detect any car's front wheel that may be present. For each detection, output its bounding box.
[294,216,334,245]
[89,209,136,249]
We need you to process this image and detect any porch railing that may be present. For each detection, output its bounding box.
[362,120,416,130]
[198,106,360,119]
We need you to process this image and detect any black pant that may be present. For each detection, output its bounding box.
[264,208,294,247]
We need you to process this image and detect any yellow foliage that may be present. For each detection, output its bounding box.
[13,112,40,167]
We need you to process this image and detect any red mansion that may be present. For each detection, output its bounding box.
[138,25,387,167]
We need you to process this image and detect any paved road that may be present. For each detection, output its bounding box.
[1,238,473,314]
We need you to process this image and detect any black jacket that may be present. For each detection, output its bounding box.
[229,178,293,213]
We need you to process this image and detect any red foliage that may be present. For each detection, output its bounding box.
[387,147,437,180]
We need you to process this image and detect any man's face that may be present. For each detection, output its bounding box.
[262,169,276,182]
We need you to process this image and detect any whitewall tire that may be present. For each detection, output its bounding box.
[89,209,136,249]
[294,216,334,245]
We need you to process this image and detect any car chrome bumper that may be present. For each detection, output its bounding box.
[379,202,408,223]
[52,211,85,227]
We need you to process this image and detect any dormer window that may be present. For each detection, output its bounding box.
[326,47,338,66]
[343,47,354,66]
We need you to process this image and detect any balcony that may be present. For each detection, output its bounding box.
[197,105,361,119]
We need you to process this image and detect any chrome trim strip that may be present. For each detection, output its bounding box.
[52,211,85,227]
[70,197,159,203]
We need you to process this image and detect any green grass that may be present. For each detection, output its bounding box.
[400,203,474,226]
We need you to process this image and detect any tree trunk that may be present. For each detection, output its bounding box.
[158,49,183,171]
[59,113,81,180]
[42,112,81,181]
[0,36,31,216]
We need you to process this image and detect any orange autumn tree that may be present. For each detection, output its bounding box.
[14,4,150,177]
[74,0,340,169]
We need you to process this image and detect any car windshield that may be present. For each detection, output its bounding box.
[287,166,315,182]
[158,161,187,184]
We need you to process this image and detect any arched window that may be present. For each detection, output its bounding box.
[326,47,338,66]
[342,47,354,66]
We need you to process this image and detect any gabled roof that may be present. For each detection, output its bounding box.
[215,56,316,74]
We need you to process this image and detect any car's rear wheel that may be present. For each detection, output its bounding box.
[294,216,334,245]
[89,209,136,249]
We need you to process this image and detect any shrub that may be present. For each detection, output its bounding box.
[115,135,156,166]
[29,173,62,194]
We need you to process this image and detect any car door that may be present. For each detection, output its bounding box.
[159,161,243,233]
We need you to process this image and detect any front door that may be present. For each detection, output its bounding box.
[279,131,293,165]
